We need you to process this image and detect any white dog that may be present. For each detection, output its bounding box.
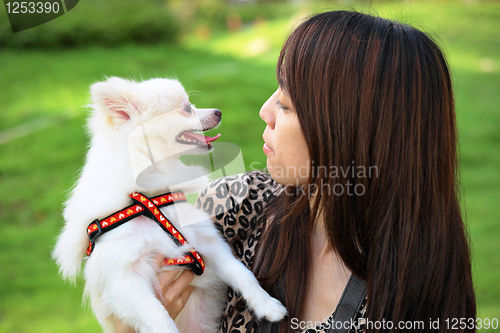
[52,77,287,333]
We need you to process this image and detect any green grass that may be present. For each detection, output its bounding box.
[0,1,499,331]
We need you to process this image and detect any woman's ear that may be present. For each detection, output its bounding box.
[90,77,141,127]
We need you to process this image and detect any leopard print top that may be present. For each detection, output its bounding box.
[195,171,366,333]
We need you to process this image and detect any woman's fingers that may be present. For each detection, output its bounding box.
[159,269,195,319]
[155,255,195,320]
[178,284,195,308]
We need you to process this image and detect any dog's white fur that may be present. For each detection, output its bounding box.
[52,77,287,333]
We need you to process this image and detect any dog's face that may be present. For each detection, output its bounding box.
[89,77,221,184]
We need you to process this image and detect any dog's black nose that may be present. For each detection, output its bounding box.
[214,109,222,120]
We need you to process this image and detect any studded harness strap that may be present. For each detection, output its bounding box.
[85,191,205,276]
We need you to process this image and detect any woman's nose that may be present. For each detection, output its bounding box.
[259,91,277,128]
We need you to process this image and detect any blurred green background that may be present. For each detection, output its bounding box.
[0,0,498,331]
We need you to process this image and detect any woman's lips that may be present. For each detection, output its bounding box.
[263,142,274,155]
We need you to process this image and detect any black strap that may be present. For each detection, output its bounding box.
[258,274,366,333]
[327,274,367,333]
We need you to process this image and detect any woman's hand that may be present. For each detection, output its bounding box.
[116,255,195,333]
[155,255,196,319]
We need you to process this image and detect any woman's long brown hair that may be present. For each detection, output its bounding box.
[253,11,476,333]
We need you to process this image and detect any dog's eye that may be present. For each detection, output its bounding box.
[184,104,192,113]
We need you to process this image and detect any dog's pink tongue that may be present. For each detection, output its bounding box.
[181,131,221,143]
[204,133,221,142]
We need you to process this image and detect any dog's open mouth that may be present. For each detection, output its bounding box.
[175,130,221,148]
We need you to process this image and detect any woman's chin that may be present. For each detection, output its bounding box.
[266,166,305,188]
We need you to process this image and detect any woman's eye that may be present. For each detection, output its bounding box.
[276,101,288,111]
[184,104,192,113]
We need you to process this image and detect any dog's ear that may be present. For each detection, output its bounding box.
[90,77,140,126]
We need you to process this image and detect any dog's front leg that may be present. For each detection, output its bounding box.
[202,238,288,323]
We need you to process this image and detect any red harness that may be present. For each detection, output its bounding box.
[85,191,205,276]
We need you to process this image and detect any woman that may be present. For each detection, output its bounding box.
[124,10,477,333]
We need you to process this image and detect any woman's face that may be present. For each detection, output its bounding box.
[260,87,310,186]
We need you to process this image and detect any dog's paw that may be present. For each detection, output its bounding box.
[252,296,287,322]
